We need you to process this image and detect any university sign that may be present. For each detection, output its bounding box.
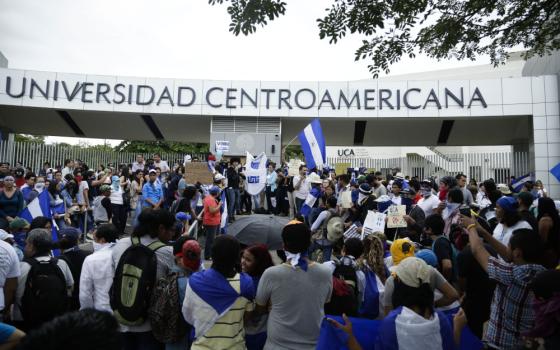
[2,74,487,111]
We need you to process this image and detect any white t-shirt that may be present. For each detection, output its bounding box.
[493,220,533,247]
[76,180,90,205]
[0,240,21,311]
[293,175,310,200]
[417,195,440,217]
[154,160,170,173]
[109,186,124,205]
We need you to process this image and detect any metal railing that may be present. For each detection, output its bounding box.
[0,141,207,173]
[327,151,531,184]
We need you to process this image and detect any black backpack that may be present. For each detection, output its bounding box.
[149,272,190,343]
[21,257,68,329]
[111,236,166,326]
[324,258,359,317]
[59,249,91,311]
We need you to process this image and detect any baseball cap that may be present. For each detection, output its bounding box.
[214,174,225,181]
[59,227,81,244]
[99,184,111,193]
[359,183,372,195]
[9,218,30,230]
[0,229,14,241]
[182,240,201,271]
[415,249,438,268]
[149,169,157,174]
[516,191,535,207]
[175,212,191,222]
[497,196,518,213]
[497,183,512,195]
[209,186,221,195]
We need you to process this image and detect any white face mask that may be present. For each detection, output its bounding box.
[34,182,45,192]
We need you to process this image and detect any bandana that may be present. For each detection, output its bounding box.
[286,251,308,271]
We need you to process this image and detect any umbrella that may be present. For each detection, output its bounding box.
[227,214,290,250]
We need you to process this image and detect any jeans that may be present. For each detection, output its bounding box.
[252,194,261,210]
[295,197,305,217]
[204,225,219,260]
[121,331,163,350]
[226,188,240,217]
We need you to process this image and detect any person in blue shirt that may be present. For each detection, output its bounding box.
[0,322,24,348]
[143,169,163,209]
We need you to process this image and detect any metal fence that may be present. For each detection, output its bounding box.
[327,151,531,184]
[0,141,207,173]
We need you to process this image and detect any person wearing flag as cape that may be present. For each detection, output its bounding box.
[182,235,255,350]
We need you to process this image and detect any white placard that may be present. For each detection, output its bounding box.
[362,211,387,238]
[340,190,353,209]
[387,205,407,228]
[215,140,230,152]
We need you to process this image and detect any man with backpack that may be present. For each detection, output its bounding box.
[323,238,365,317]
[79,223,119,312]
[58,227,91,311]
[13,229,74,331]
[111,208,175,350]
[310,196,343,262]
[425,214,457,283]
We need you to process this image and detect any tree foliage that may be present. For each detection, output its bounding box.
[209,0,560,77]
[15,134,46,144]
[114,140,209,154]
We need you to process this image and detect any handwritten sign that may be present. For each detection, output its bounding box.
[387,205,407,228]
[362,211,386,238]
[287,159,303,176]
[340,190,353,209]
[215,140,230,152]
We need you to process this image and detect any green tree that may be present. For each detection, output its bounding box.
[209,0,560,77]
[14,134,45,143]
[114,140,209,154]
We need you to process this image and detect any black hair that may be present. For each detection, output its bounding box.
[447,187,464,204]
[64,159,73,166]
[25,172,36,180]
[132,208,175,239]
[537,197,560,239]
[483,179,497,194]
[299,164,307,171]
[211,235,240,278]
[392,279,434,318]
[509,228,544,264]
[409,178,420,192]
[502,210,522,227]
[440,176,457,188]
[183,186,197,200]
[529,269,560,300]
[488,189,502,205]
[344,238,364,258]
[173,235,194,256]
[518,193,534,208]
[281,223,311,254]
[338,174,350,184]
[327,196,337,209]
[392,179,403,189]
[30,216,51,230]
[455,173,467,180]
[424,214,445,236]
[95,223,119,243]
[16,309,121,350]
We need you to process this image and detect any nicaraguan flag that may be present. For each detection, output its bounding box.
[551,162,560,183]
[375,306,454,350]
[300,186,321,218]
[298,119,326,170]
[182,269,254,339]
[220,189,228,234]
[358,269,385,319]
[18,190,52,221]
[511,173,534,192]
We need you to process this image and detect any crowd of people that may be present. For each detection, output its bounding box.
[0,154,559,350]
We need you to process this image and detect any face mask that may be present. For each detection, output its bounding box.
[421,188,431,197]
[446,202,461,212]
[34,182,45,192]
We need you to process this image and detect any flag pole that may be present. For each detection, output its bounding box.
[281,134,299,163]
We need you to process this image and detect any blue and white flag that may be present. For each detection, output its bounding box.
[300,187,321,218]
[376,306,454,350]
[182,269,254,339]
[511,173,534,192]
[551,162,560,183]
[298,119,326,170]
[358,269,384,319]
[18,190,52,221]
[245,152,267,196]
[220,189,228,234]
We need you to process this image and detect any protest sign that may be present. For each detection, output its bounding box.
[387,205,407,228]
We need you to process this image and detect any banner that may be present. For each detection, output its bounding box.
[244,152,267,195]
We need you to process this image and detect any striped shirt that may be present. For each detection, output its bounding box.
[191,275,253,350]
[485,257,545,349]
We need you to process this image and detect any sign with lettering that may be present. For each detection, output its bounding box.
[215,140,230,152]
[387,205,407,228]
